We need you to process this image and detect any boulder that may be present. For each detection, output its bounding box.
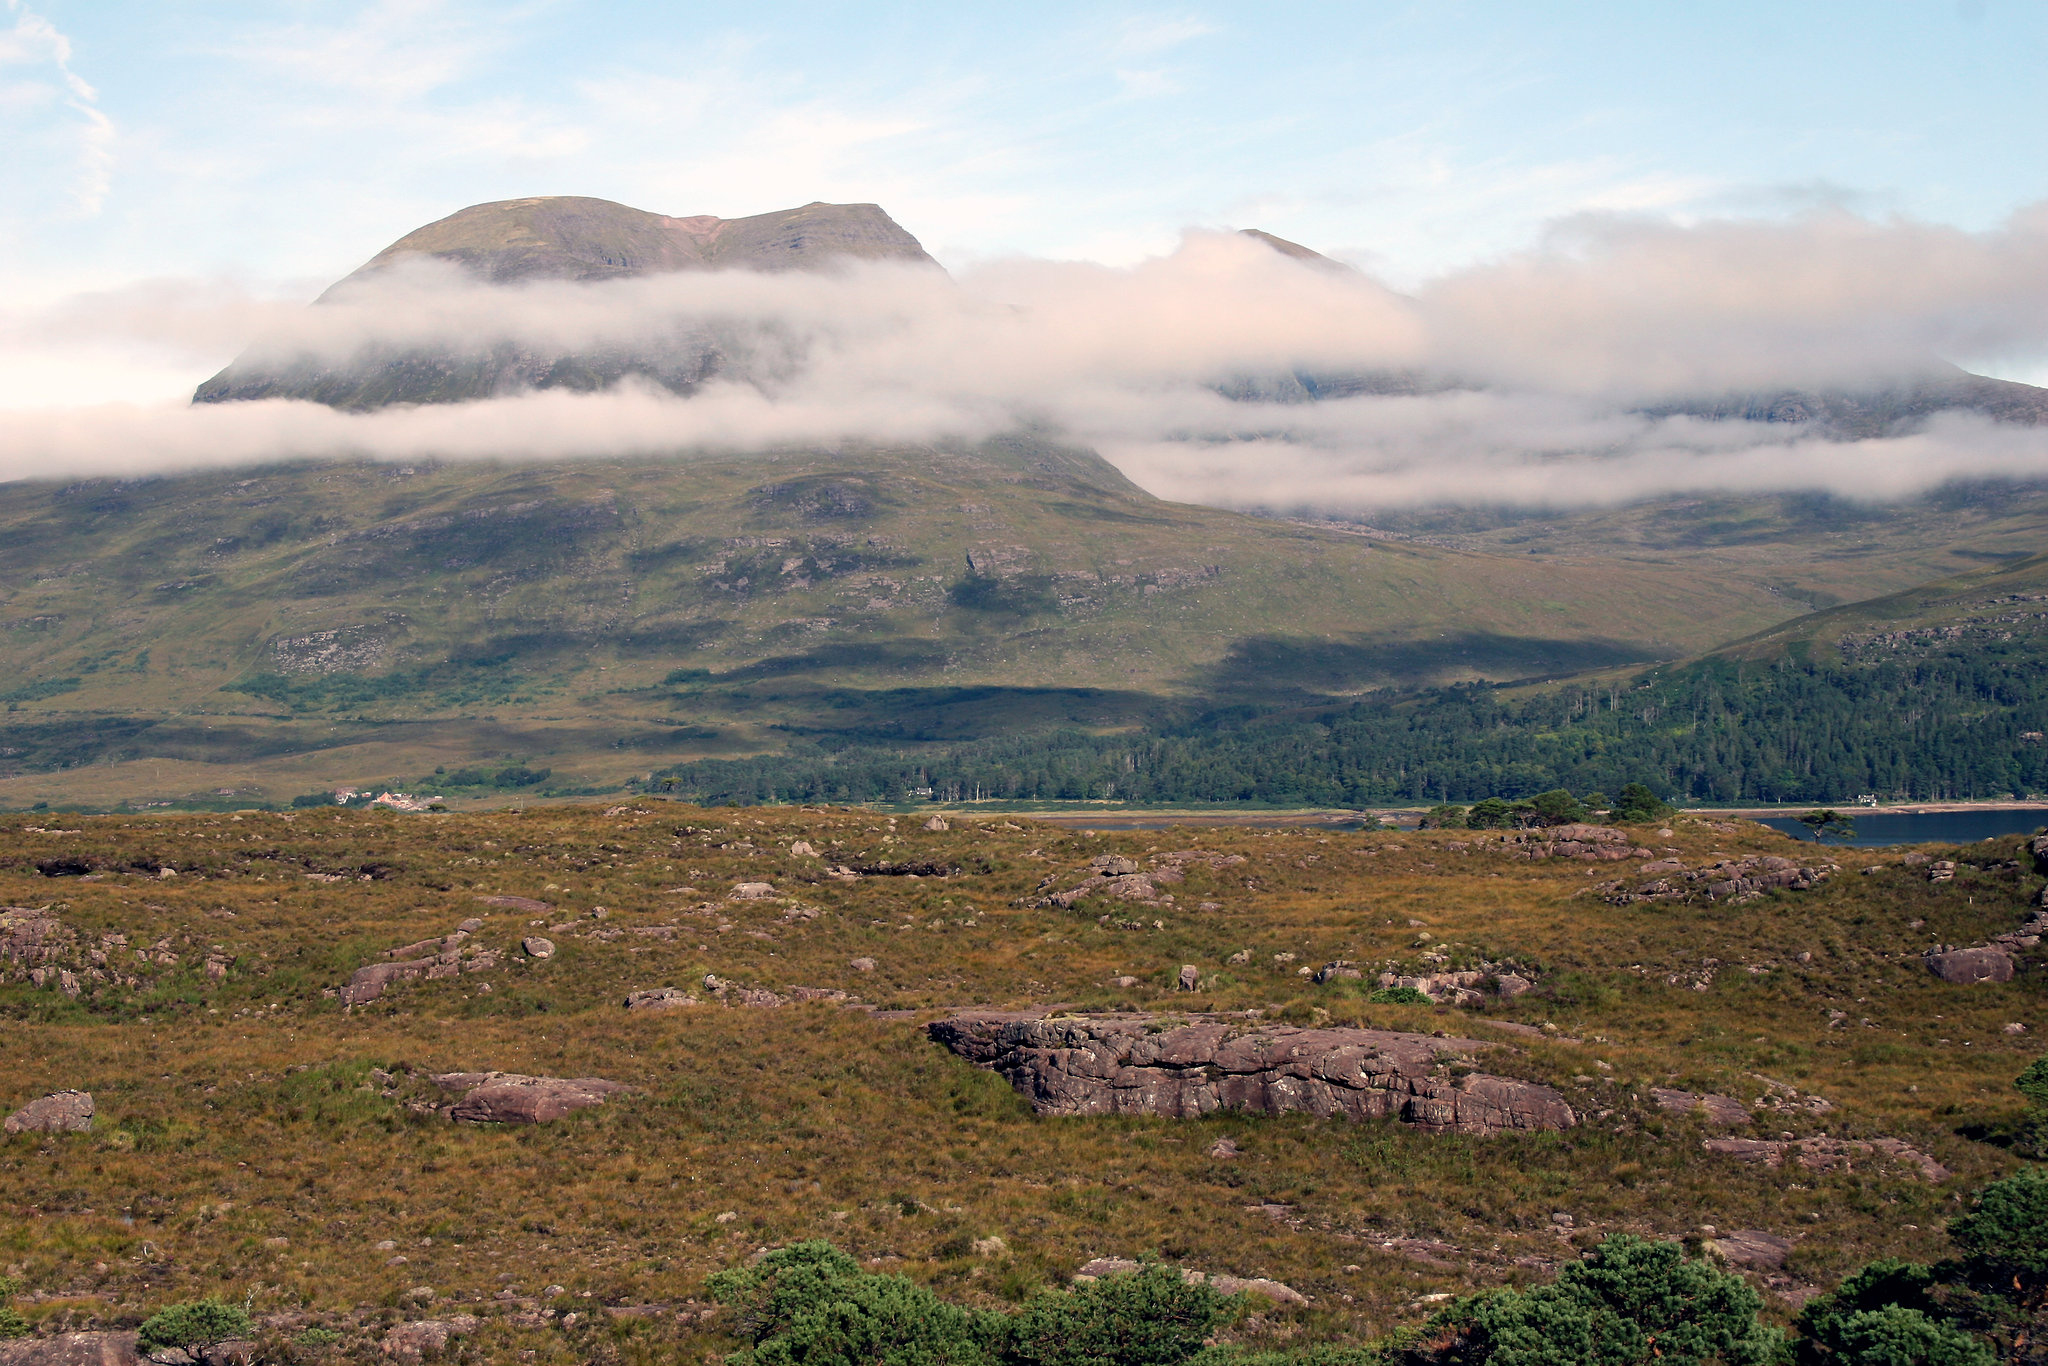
[433,1073,627,1124]
[850,957,876,973]
[5,1089,93,1134]
[1709,1229,1793,1269]
[730,882,776,900]
[1925,947,2013,985]
[1649,1088,1752,1127]
[789,841,817,857]
[623,988,696,1010]
[923,816,949,832]
[0,1333,143,1366]
[930,1012,1574,1136]
[521,937,555,960]
[1177,965,1200,991]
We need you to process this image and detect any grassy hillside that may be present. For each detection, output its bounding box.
[0,438,1814,810]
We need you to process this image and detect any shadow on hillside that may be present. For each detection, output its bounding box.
[1201,630,1659,697]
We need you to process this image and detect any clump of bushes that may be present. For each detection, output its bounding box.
[707,1172,2042,1366]
[0,1275,28,1339]
[136,1298,251,1354]
[710,1241,1237,1366]
[1422,784,1672,831]
[1368,986,1431,1006]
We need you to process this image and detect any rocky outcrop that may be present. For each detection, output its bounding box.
[2,909,147,998]
[1704,1135,1950,1182]
[624,988,696,1010]
[379,1317,478,1360]
[929,1013,1574,1136]
[1925,946,2014,984]
[1649,1087,1751,1127]
[1367,962,1534,1005]
[702,974,850,1008]
[1027,853,1208,908]
[340,919,502,1006]
[1922,905,2045,984]
[5,1090,93,1134]
[432,1073,627,1124]
[1600,853,1835,905]
[0,1332,142,1366]
[1504,825,1653,861]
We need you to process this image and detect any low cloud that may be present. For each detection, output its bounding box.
[5,201,2048,508]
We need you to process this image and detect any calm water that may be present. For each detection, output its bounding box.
[1753,807,2048,848]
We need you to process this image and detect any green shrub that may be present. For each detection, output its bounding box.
[1416,1234,1781,1366]
[709,1239,1002,1366]
[1369,987,1431,1006]
[2014,1055,2048,1109]
[1525,790,1590,827]
[1420,805,1467,830]
[1466,798,1514,830]
[137,1299,252,1352]
[0,1306,28,1340]
[1813,1307,1990,1366]
[1006,1264,1238,1366]
[1608,784,1674,824]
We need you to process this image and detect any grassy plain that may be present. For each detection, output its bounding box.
[1,805,2041,1363]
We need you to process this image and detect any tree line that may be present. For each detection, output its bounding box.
[647,637,2048,807]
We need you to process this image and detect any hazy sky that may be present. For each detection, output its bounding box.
[5,0,2048,503]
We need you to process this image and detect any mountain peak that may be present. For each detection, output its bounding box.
[330,195,938,291]
[1237,228,1350,272]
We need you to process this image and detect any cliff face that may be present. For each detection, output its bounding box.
[193,197,939,409]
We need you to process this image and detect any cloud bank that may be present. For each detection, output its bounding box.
[5,203,2048,509]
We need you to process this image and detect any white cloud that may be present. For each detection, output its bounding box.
[4,202,2048,509]
[1,0,113,215]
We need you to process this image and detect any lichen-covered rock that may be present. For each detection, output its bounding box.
[1925,946,2014,985]
[521,937,555,960]
[1505,825,1652,861]
[930,1013,1574,1136]
[432,1073,627,1124]
[5,1089,93,1134]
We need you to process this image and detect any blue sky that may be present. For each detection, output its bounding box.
[7,0,2047,293]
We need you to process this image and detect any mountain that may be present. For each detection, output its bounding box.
[0,432,1845,810]
[193,197,937,409]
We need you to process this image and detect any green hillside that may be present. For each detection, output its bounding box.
[0,436,1811,810]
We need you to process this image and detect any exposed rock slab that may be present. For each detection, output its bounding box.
[1925,947,2014,984]
[1704,1135,1950,1182]
[474,895,550,913]
[1650,1087,1752,1127]
[339,924,505,1005]
[1710,1229,1794,1269]
[432,1073,627,1124]
[624,987,697,1010]
[5,1090,93,1134]
[0,1332,142,1366]
[930,1012,1574,1135]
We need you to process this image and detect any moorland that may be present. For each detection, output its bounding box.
[1,802,2043,1364]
